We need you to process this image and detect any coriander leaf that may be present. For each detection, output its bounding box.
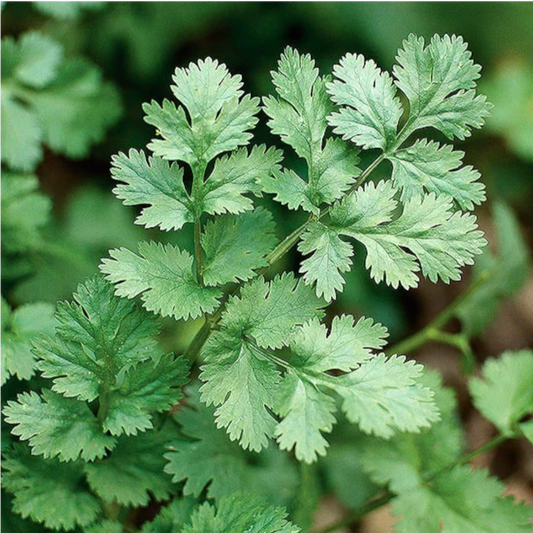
[84,520,123,533]
[298,221,353,302]
[1,31,62,88]
[1,300,55,384]
[1,97,43,171]
[34,1,105,21]
[329,180,486,289]
[84,424,178,506]
[1,173,51,254]
[394,34,491,140]
[202,145,282,216]
[200,332,281,452]
[393,465,533,533]
[337,354,438,438]
[263,48,360,212]
[469,350,533,436]
[34,276,189,436]
[361,370,463,493]
[2,444,101,531]
[264,47,330,162]
[387,139,486,211]
[165,388,297,502]
[101,242,223,319]
[31,58,122,158]
[111,149,194,231]
[3,390,115,462]
[219,273,325,349]
[140,498,197,533]
[456,202,530,336]
[202,208,277,286]
[327,52,403,150]
[182,492,300,533]
[144,58,260,165]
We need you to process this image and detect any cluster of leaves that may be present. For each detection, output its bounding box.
[2,32,533,533]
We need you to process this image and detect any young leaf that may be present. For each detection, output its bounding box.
[263,48,360,213]
[330,181,486,289]
[2,444,102,531]
[469,350,533,437]
[101,242,223,319]
[182,492,300,533]
[34,276,189,436]
[110,149,194,231]
[201,208,277,286]
[3,390,116,462]
[327,52,403,150]
[387,139,486,210]
[394,34,491,140]
[144,58,260,165]
[84,424,178,506]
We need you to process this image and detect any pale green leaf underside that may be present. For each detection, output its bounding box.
[111,148,193,231]
[144,58,260,165]
[387,139,485,211]
[101,242,222,320]
[327,52,403,150]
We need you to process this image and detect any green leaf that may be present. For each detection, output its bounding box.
[84,424,178,506]
[200,332,281,452]
[31,58,121,158]
[469,350,533,436]
[1,173,51,254]
[144,58,260,166]
[111,149,194,231]
[456,202,530,336]
[201,208,277,286]
[1,299,55,384]
[34,276,189,436]
[202,145,282,216]
[84,520,124,533]
[298,221,353,302]
[361,370,463,493]
[337,354,438,439]
[140,498,197,533]
[327,52,403,150]
[219,273,325,349]
[34,1,105,21]
[165,388,297,501]
[2,444,102,531]
[1,32,121,170]
[1,97,43,171]
[3,390,115,462]
[361,371,532,532]
[101,242,223,320]
[393,465,533,533]
[387,139,486,211]
[263,48,360,213]
[394,34,491,140]
[329,180,486,289]
[182,492,300,533]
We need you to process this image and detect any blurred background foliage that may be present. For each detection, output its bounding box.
[2,2,533,529]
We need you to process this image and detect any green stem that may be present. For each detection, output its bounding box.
[192,160,207,285]
[387,270,490,356]
[313,433,507,533]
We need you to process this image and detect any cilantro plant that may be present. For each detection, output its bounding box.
[3,34,533,532]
